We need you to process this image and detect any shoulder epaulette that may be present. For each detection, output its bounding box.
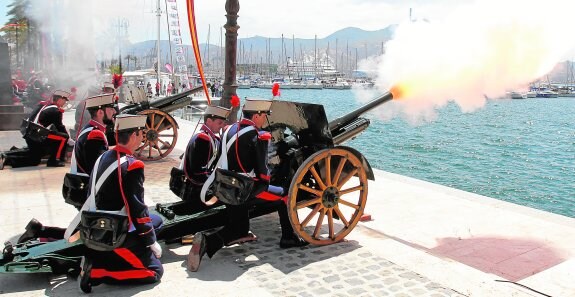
[87,129,106,141]
[197,133,211,141]
[258,132,271,141]
[127,160,145,171]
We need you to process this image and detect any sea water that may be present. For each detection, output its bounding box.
[237,88,575,218]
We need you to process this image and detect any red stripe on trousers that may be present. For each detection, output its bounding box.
[114,248,146,269]
[46,134,66,159]
[256,191,283,201]
[90,268,156,280]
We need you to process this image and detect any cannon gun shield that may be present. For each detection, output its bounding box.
[286,147,368,245]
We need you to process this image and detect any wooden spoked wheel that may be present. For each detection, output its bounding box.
[287,148,368,245]
[135,109,178,161]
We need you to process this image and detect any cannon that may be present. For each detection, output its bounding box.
[145,91,395,244]
[119,85,211,161]
[0,91,395,274]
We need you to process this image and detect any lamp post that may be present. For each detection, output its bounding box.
[222,0,239,121]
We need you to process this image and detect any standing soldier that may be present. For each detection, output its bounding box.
[77,114,163,293]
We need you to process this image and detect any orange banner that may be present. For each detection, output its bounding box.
[186,0,211,105]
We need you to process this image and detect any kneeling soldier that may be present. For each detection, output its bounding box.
[76,114,163,293]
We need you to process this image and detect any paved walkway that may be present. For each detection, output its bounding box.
[0,110,573,296]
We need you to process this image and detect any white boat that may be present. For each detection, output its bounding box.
[352,80,375,88]
[536,90,558,98]
[525,91,537,98]
[237,81,251,89]
[305,82,323,89]
[508,91,527,99]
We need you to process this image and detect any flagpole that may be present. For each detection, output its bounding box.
[156,0,161,91]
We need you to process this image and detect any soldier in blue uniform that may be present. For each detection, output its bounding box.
[187,98,308,272]
[16,94,118,243]
[29,89,73,167]
[73,94,117,175]
[78,114,163,293]
[177,105,230,212]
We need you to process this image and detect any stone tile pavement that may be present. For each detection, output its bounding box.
[2,110,573,296]
[0,128,463,296]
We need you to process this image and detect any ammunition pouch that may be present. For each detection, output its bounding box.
[213,168,254,205]
[21,119,50,143]
[62,173,90,209]
[169,167,186,197]
[80,211,129,251]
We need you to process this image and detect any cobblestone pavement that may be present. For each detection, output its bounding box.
[146,156,464,297]
[216,216,464,297]
[0,130,465,296]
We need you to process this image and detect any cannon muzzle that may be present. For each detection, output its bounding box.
[329,91,394,145]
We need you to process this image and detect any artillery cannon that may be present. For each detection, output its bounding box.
[154,91,395,244]
[0,91,395,274]
[119,85,211,161]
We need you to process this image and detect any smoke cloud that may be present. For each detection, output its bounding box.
[357,0,575,124]
[23,0,156,95]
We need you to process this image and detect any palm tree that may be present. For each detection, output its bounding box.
[5,0,40,72]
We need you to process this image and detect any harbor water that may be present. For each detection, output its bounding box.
[237,88,574,218]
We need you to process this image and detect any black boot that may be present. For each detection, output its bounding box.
[17,218,43,243]
[47,160,65,167]
[279,233,310,249]
[78,256,92,293]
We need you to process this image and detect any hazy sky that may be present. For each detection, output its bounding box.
[1,0,473,44]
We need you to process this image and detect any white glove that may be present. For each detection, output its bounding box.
[149,241,162,258]
[67,138,76,146]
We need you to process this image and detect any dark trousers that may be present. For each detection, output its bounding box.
[9,133,68,167]
[86,215,164,285]
[205,197,294,258]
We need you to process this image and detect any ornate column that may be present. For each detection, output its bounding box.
[222,0,239,121]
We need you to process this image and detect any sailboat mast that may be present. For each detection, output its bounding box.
[156,0,161,87]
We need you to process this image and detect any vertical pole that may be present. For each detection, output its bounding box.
[223,0,240,121]
[156,0,161,89]
[164,0,175,84]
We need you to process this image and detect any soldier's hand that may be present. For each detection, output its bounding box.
[149,241,162,258]
[67,138,76,146]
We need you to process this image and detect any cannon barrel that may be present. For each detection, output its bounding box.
[328,91,394,145]
[120,85,205,115]
[148,85,204,113]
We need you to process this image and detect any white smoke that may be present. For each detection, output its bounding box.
[24,0,152,95]
[358,0,575,124]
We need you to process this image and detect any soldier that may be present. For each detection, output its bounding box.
[63,93,117,208]
[16,94,118,244]
[77,114,163,293]
[1,90,71,168]
[176,105,230,212]
[15,90,73,167]
[187,98,308,272]
[73,93,117,175]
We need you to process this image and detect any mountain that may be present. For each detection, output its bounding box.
[123,26,397,70]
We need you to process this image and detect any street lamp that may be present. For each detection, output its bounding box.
[223,0,240,121]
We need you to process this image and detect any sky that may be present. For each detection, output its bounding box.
[0,0,473,44]
[2,0,575,123]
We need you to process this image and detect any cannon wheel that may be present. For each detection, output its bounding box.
[287,148,368,245]
[135,109,178,161]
